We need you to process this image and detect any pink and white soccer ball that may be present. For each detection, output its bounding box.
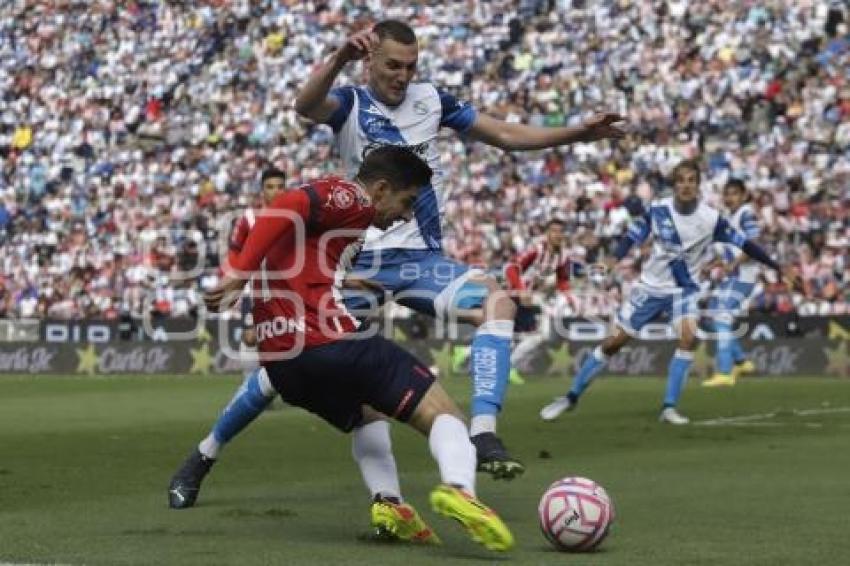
[538,476,615,552]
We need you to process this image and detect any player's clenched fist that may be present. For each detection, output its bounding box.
[204,275,246,313]
[335,28,379,63]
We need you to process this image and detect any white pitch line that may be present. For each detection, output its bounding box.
[792,407,850,417]
[696,420,785,428]
[694,411,777,426]
[694,406,850,427]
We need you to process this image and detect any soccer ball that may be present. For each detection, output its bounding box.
[538,476,615,552]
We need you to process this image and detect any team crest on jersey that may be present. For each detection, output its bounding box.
[413,100,429,115]
[325,185,371,210]
[333,187,355,209]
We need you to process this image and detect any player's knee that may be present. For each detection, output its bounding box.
[601,330,629,356]
[479,278,516,321]
[408,383,464,435]
[678,335,698,351]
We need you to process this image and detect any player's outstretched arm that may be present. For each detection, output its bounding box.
[227,190,311,275]
[294,28,378,123]
[713,217,798,286]
[466,112,626,151]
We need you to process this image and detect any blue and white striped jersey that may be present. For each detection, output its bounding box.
[625,197,748,294]
[326,83,477,251]
[721,204,761,284]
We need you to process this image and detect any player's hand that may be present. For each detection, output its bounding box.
[780,266,801,291]
[702,259,727,279]
[578,113,627,142]
[588,257,618,278]
[343,275,385,294]
[204,275,246,313]
[336,28,379,64]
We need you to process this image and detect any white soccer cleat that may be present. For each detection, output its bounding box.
[540,396,573,421]
[658,407,690,425]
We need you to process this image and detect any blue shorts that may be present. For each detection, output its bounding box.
[264,334,436,432]
[708,279,756,318]
[616,285,700,335]
[343,249,488,319]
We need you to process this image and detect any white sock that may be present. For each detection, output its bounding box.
[240,341,260,372]
[469,414,497,436]
[510,333,545,367]
[352,420,401,501]
[198,433,220,459]
[429,414,476,496]
[256,366,276,398]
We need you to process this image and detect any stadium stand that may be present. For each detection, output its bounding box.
[0,0,847,320]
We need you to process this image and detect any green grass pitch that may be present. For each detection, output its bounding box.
[2,374,850,565]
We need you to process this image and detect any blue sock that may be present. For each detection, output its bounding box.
[714,320,735,374]
[730,337,746,364]
[663,349,694,408]
[470,320,513,417]
[212,367,273,445]
[568,346,609,400]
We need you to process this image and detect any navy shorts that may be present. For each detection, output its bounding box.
[514,301,539,333]
[264,334,436,433]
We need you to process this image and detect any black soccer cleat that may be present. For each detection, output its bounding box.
[168,449,215,509]
[471,432,525,481]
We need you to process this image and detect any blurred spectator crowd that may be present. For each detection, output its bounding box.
[0,0,848,322]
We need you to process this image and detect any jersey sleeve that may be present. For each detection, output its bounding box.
[437,88,477,133]
[614,209,651,259]
[712,216,747,247]
[229,190,311,273]
[555,261,571,291]
[505,246,539,290]
[739,209,761,239]
[227,215,251,267]
[326,86,355,132]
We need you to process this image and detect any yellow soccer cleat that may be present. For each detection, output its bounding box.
[509,369,526,386]
[702,373,736,387]
[733,360,756,378]
[370,499,441,545]
[429,484,514,552]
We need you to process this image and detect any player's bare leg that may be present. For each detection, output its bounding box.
[541,327,631,421]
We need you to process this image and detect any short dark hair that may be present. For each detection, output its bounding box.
[724,178,747,194]
[373,20,417,45]
[261,167,286,185]
[356,146,432,191]
[670,159,701,184]
[545,218,566,230]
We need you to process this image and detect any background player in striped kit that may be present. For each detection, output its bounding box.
[540,160,793,425]
[702,179,761,387]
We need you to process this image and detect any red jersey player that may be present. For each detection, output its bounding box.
[205,146,514,551]
[227,168,287,377]
[504,219,571,382]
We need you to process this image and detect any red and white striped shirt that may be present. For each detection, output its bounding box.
[505,237,571,293]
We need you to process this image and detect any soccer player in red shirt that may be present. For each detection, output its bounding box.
[227,168,287,385]
[504,218,572,382]
[185,146,514,551]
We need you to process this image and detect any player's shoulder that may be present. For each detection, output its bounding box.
[737,203,757,218]
[407,82,440,96]
[241,208,257,228]
[649,196,674,212]
[306,177,373,215]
